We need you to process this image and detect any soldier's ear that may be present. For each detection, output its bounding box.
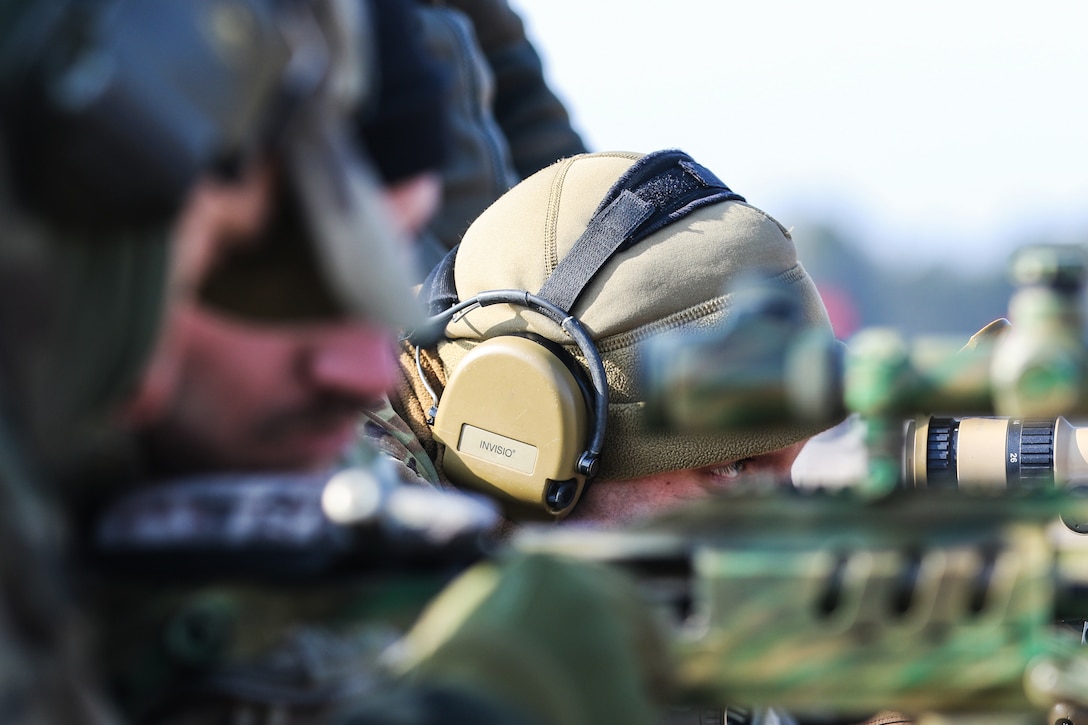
[120,307,198,428]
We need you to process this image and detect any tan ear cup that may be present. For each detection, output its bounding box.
[432,336,590,520]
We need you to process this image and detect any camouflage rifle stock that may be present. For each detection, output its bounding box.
[623,243,1088,722]
[514,487,1088,723]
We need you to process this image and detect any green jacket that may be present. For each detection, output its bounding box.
[0,178,170,724]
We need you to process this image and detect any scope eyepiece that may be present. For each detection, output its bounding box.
[909,417,1059,491]
[907,416,1065,490]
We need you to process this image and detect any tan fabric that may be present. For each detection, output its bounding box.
[428,150,834,481]
[389,341,452,485]
[854,712,915,725]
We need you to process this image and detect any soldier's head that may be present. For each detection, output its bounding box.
[0,0,447,474]
[127,166,440,475]
[119,1,450,475]
[417,150,833,525]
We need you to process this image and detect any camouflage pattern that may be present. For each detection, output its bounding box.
[0,120,167,725]
[0,421,114,725]
[514,488,1088,723]
[352,367,807,724]
[358,396,443,489]
[91,581,413,723]
[390,552,672,725]
[991,244,1088,419]
[353,341,463,493]
[83,470,479,724]
[82,468,694,725]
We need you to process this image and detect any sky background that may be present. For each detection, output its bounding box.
[510,1,1088,272]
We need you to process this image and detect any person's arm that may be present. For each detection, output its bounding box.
[447,0,588,177]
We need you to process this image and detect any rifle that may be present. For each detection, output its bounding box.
[89,460,1088,723]
[89,241,1088,722]
[512,242,1088,723]
[515,487,1088,723]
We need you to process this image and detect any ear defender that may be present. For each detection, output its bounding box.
[414,150,744,519]
[415,290,608,521]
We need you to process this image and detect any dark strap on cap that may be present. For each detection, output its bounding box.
[421,243,460,316]
[420,150,744,322]
[537,149,744,312]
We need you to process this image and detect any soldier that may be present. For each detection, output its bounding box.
[408,0,590,272]
[0,0,220,720]
[0,133,130,725]
[0,4,811,724]
[362,150,917,725]
[0,0,446,721]
[356,148,844,725]
[121,0,449,475]
[0,4,675,725]
[362,148,834,529]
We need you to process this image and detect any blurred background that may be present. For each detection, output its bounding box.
[511,0,1088,339]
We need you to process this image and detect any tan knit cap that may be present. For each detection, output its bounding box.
[435,151,832,481]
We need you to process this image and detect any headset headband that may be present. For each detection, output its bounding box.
[537,149,744,311]
[422,149,744,319]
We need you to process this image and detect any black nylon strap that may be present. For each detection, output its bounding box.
[535,189,654,313]
[421,244,460,316]
[537,149,744,312]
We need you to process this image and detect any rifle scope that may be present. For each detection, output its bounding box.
[905,416,1088,532]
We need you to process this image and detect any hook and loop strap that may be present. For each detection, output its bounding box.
[537,149,744,312]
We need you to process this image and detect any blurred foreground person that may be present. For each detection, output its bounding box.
[125,0,448,476]
[0,96,135,725]
[0,3,677,725]
[0,0,436,721]
[0,0,285,719]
